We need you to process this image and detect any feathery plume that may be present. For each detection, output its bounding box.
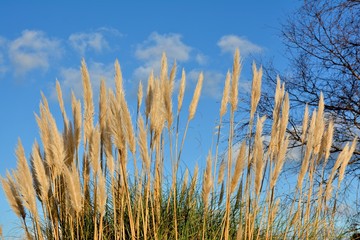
[35,105,51,166]
[254,116,266,196]
[177,69,186,114]
[48,108,65,176]
[169,60,177,89]
[97,172,107,215]
[297,111,317,189]
[329,144,349,180]
[338,138,357,185]
[150,79,165,146]
[230,48,241,113]
[31,141,49,202]
[145,71,154,119]
[202,152,213,207]
[64,165,82,213]
[120,91,136,154]
[99,80,107,139]
[41,91,50,112]
[63,122,76,166]
[230,141,246,193]
[188,72,203,121]
[81,59,94,144]
[113,59,136,153]
[103,108,114,175]
[71,91,82,148]
[324,120,334,162]
[138,115,150,171]
[269,77,285,155]
[271,136,289,189]
[326,143,353,202]
[114,59,124,102]
[314,93,325,154]
[163,61,176,128]
[1,173,26,220]
[160,52,168,84]
[250,62,262,122]
[220,71,231,117]
[14,139,37,216]
[137,81,143,111]
[89,127,101,174]
[108,91,126,154]
[278,93,289,147]
[301,104,309,143]
[56,80,68,125]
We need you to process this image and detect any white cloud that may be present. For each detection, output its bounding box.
[69,32,109,55]
[195,53,208,65]
[218,35,262,56]
[8,30,62,76]
[136,32,191,61]
[133,32,191,80]
[0,55,6,75]
[97,27,123,38]
[188,69,225,100]
[0,37,6,45]
[56,61,115,100]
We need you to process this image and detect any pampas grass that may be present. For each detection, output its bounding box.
[81,59,94,145]
[188,72,203,121]
[1,49,357,239]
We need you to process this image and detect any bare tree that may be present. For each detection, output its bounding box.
[256,0,360,164]
[240,1,360,231]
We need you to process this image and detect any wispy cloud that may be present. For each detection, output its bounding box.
[8,30,62,76]
[0,56,6,76]
[195,53,208,65]
[133,32,192,80]
[96,27,123,38]
[0,37,6,46]
[69,31,110,55]
[218,35,262,56]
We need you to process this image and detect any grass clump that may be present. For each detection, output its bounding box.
[1,49,357,239]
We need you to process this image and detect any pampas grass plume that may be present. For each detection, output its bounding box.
[220,71,231,117]
[177,69,186,114]
[230,48,241,113]
[188,72,203,121]
[81,59,94,144]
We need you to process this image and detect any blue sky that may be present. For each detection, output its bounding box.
[0,1,300,237]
